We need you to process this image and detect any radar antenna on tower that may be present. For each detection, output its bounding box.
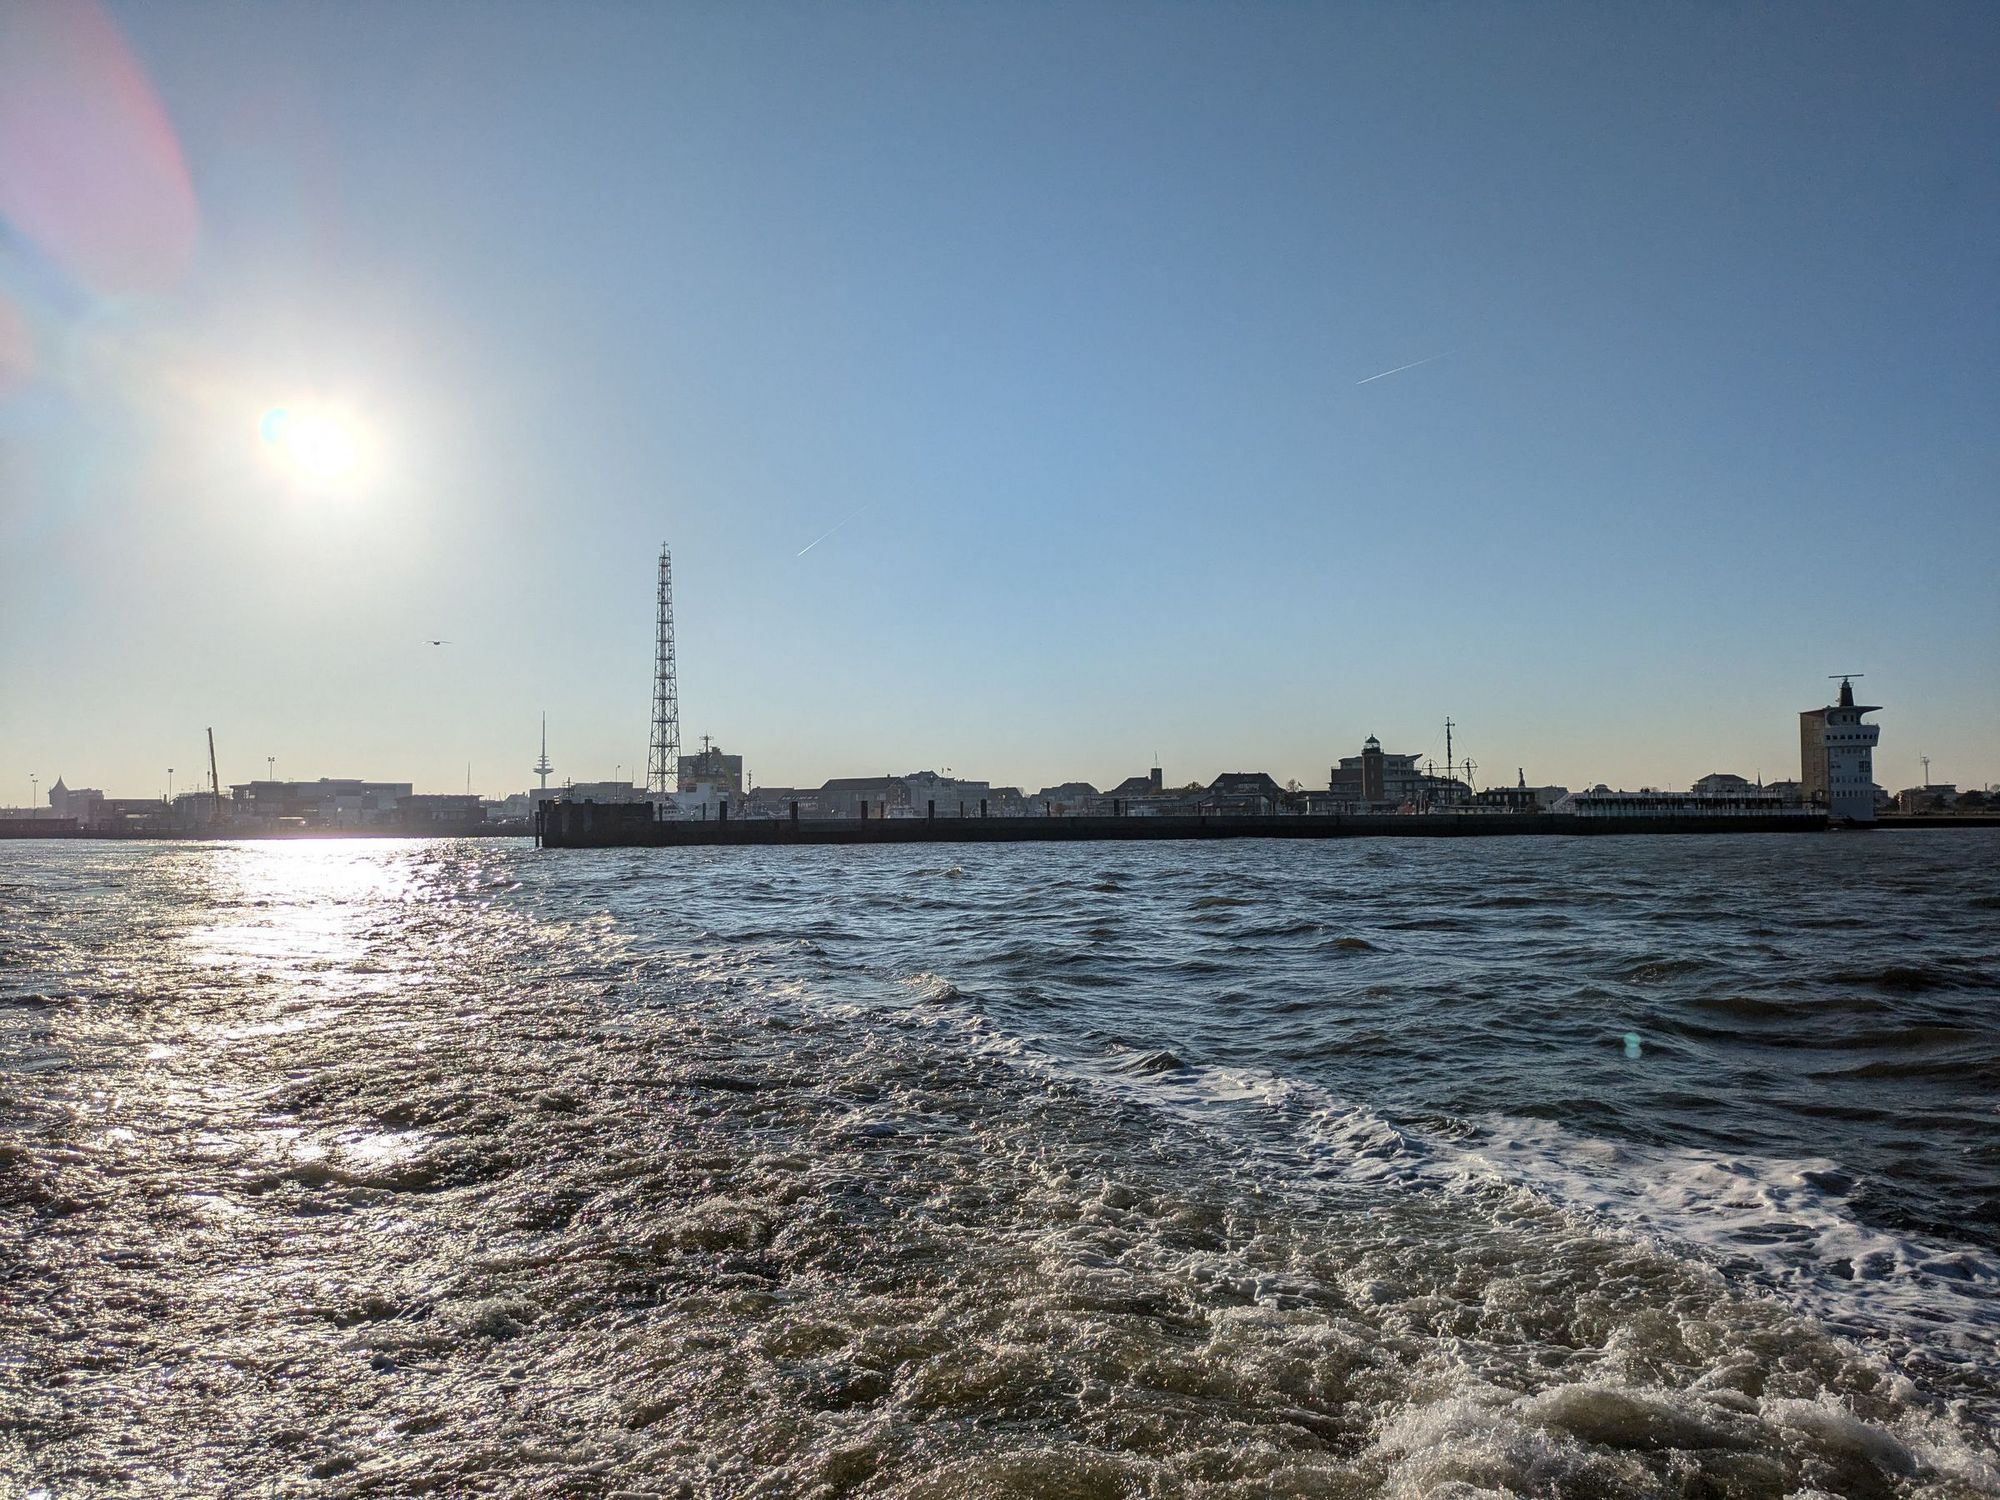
[646,544,681,797]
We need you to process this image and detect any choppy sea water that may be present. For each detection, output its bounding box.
[3,832,1997,1498]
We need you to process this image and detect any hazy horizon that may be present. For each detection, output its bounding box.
[4,2,1996,805]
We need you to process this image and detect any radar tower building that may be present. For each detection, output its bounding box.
[1800,675,1880,823]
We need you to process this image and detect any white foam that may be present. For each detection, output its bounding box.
[889,1002,2000,1403]
[1429,1115,2000,1370]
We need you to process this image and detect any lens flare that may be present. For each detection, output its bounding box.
[0,0,199,296]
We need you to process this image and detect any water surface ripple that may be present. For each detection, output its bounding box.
[3,833,1997,1496]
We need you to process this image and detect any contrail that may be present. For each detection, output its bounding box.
[1356,351,1449,385]
[797,503,873,557]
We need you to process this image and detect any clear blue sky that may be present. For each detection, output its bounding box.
[2,1,1995,801]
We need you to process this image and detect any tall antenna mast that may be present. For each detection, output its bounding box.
[533,712,553,791]
[647,543,681,796]
[1444,717,1454,785]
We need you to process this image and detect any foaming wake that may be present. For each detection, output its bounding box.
[1440,1116,2000,1376]
[7,837,2000,1498]
[879,994,2000,1431]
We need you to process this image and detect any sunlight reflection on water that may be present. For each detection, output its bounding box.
[177,841,423,988]
[1,835,1995,1497]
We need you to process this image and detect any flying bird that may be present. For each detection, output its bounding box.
[1356,352,1450,385]
[427,639,451,646]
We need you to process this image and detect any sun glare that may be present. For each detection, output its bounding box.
[259,404,370,491]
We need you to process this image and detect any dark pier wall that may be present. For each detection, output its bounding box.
[0,819,81,839]
[536,805,1831,848]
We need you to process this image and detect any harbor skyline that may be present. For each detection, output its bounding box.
[5,605,1995,809]
[6,688,1992,814]
[6,676,1990,832]
[4,3,1997,803]
[7,7,1999,1493]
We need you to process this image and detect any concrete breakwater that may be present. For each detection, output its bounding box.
[536,801,1830,848]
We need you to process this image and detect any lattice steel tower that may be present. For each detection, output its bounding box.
[646,544,681,795]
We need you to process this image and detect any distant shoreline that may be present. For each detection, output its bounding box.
[534,808,2000,849]
[3,815,1993,845]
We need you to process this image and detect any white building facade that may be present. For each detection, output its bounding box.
[1801,677,1881,823]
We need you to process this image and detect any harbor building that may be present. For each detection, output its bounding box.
[47,779,108,826]
[1551,788,1812,819]
[1103,768,1193,815]
[818,776,907,819]
[790,772,1016,820]
[1032,782,1101,814]
[1202,772,1286,815]
[1799,677,1881,823]
[1329,737,1427,808]
[27,786,170,833]
[678,738,744,798]
[563,781,649,804]
[1692,772,1757,796]
[984,786,1033,817]
[901,770,992,816]
[1895,783,1958,813]
[226,779,492,831]
[671,783,731,819]
[230,779,412,826]
[397,794,486,828]
[1473,771,1541,812]
[741,785,809,818]
[1105,768,1165,800]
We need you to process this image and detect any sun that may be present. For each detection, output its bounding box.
[259,404,371,490]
